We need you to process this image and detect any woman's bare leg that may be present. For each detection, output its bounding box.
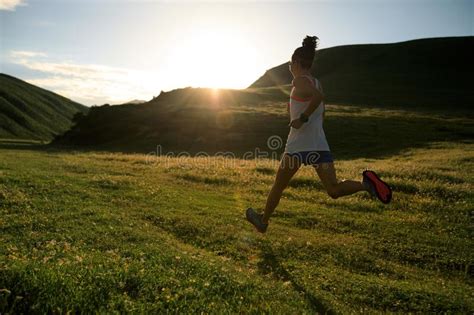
[262,154,301,224]
[315,162,367,199]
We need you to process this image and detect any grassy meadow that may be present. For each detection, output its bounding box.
[0,103,473,313]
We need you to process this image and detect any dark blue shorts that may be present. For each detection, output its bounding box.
[286,150,334,165]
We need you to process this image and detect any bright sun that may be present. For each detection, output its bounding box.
[163,27,259,90]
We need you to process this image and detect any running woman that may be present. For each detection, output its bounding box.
[246,35,392,233]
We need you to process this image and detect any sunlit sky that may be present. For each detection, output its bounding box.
[1,0,472,106]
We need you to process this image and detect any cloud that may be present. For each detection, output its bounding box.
[10,50,47,58]
[0,0,27,11]
[8,50,159,106]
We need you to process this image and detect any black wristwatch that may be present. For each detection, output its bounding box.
[299,113,309,123]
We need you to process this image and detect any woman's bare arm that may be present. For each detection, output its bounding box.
[288,76,325,129]
[299,77,324,117]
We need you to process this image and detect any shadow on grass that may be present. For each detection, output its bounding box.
[257,242,335,315]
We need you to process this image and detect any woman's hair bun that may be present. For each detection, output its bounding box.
[292,35,319,69]
[302,35,319,51]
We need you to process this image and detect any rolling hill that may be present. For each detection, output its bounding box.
[53,36,473,154]
[250,36,474,109]
[0,73,88,141]
[53,87,473,160]
[53,87,291,155]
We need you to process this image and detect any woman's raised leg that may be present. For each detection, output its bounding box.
[261,154,301,224]
[315,162,367,199]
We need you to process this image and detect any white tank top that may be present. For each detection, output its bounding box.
[284,74,330,153]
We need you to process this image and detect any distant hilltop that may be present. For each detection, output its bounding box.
[123,99,147,105]
[250,36,474,108]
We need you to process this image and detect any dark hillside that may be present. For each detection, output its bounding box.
[0,73,88,141]
[250,36,474,109]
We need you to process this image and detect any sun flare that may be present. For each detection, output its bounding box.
[163,27,259,90]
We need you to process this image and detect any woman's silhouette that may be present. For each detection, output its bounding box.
[246,35,392,233]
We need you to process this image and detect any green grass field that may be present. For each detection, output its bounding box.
[1,146,472,313]
[1,103,473,313]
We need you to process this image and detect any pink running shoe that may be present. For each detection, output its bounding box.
[363,170,392,204]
